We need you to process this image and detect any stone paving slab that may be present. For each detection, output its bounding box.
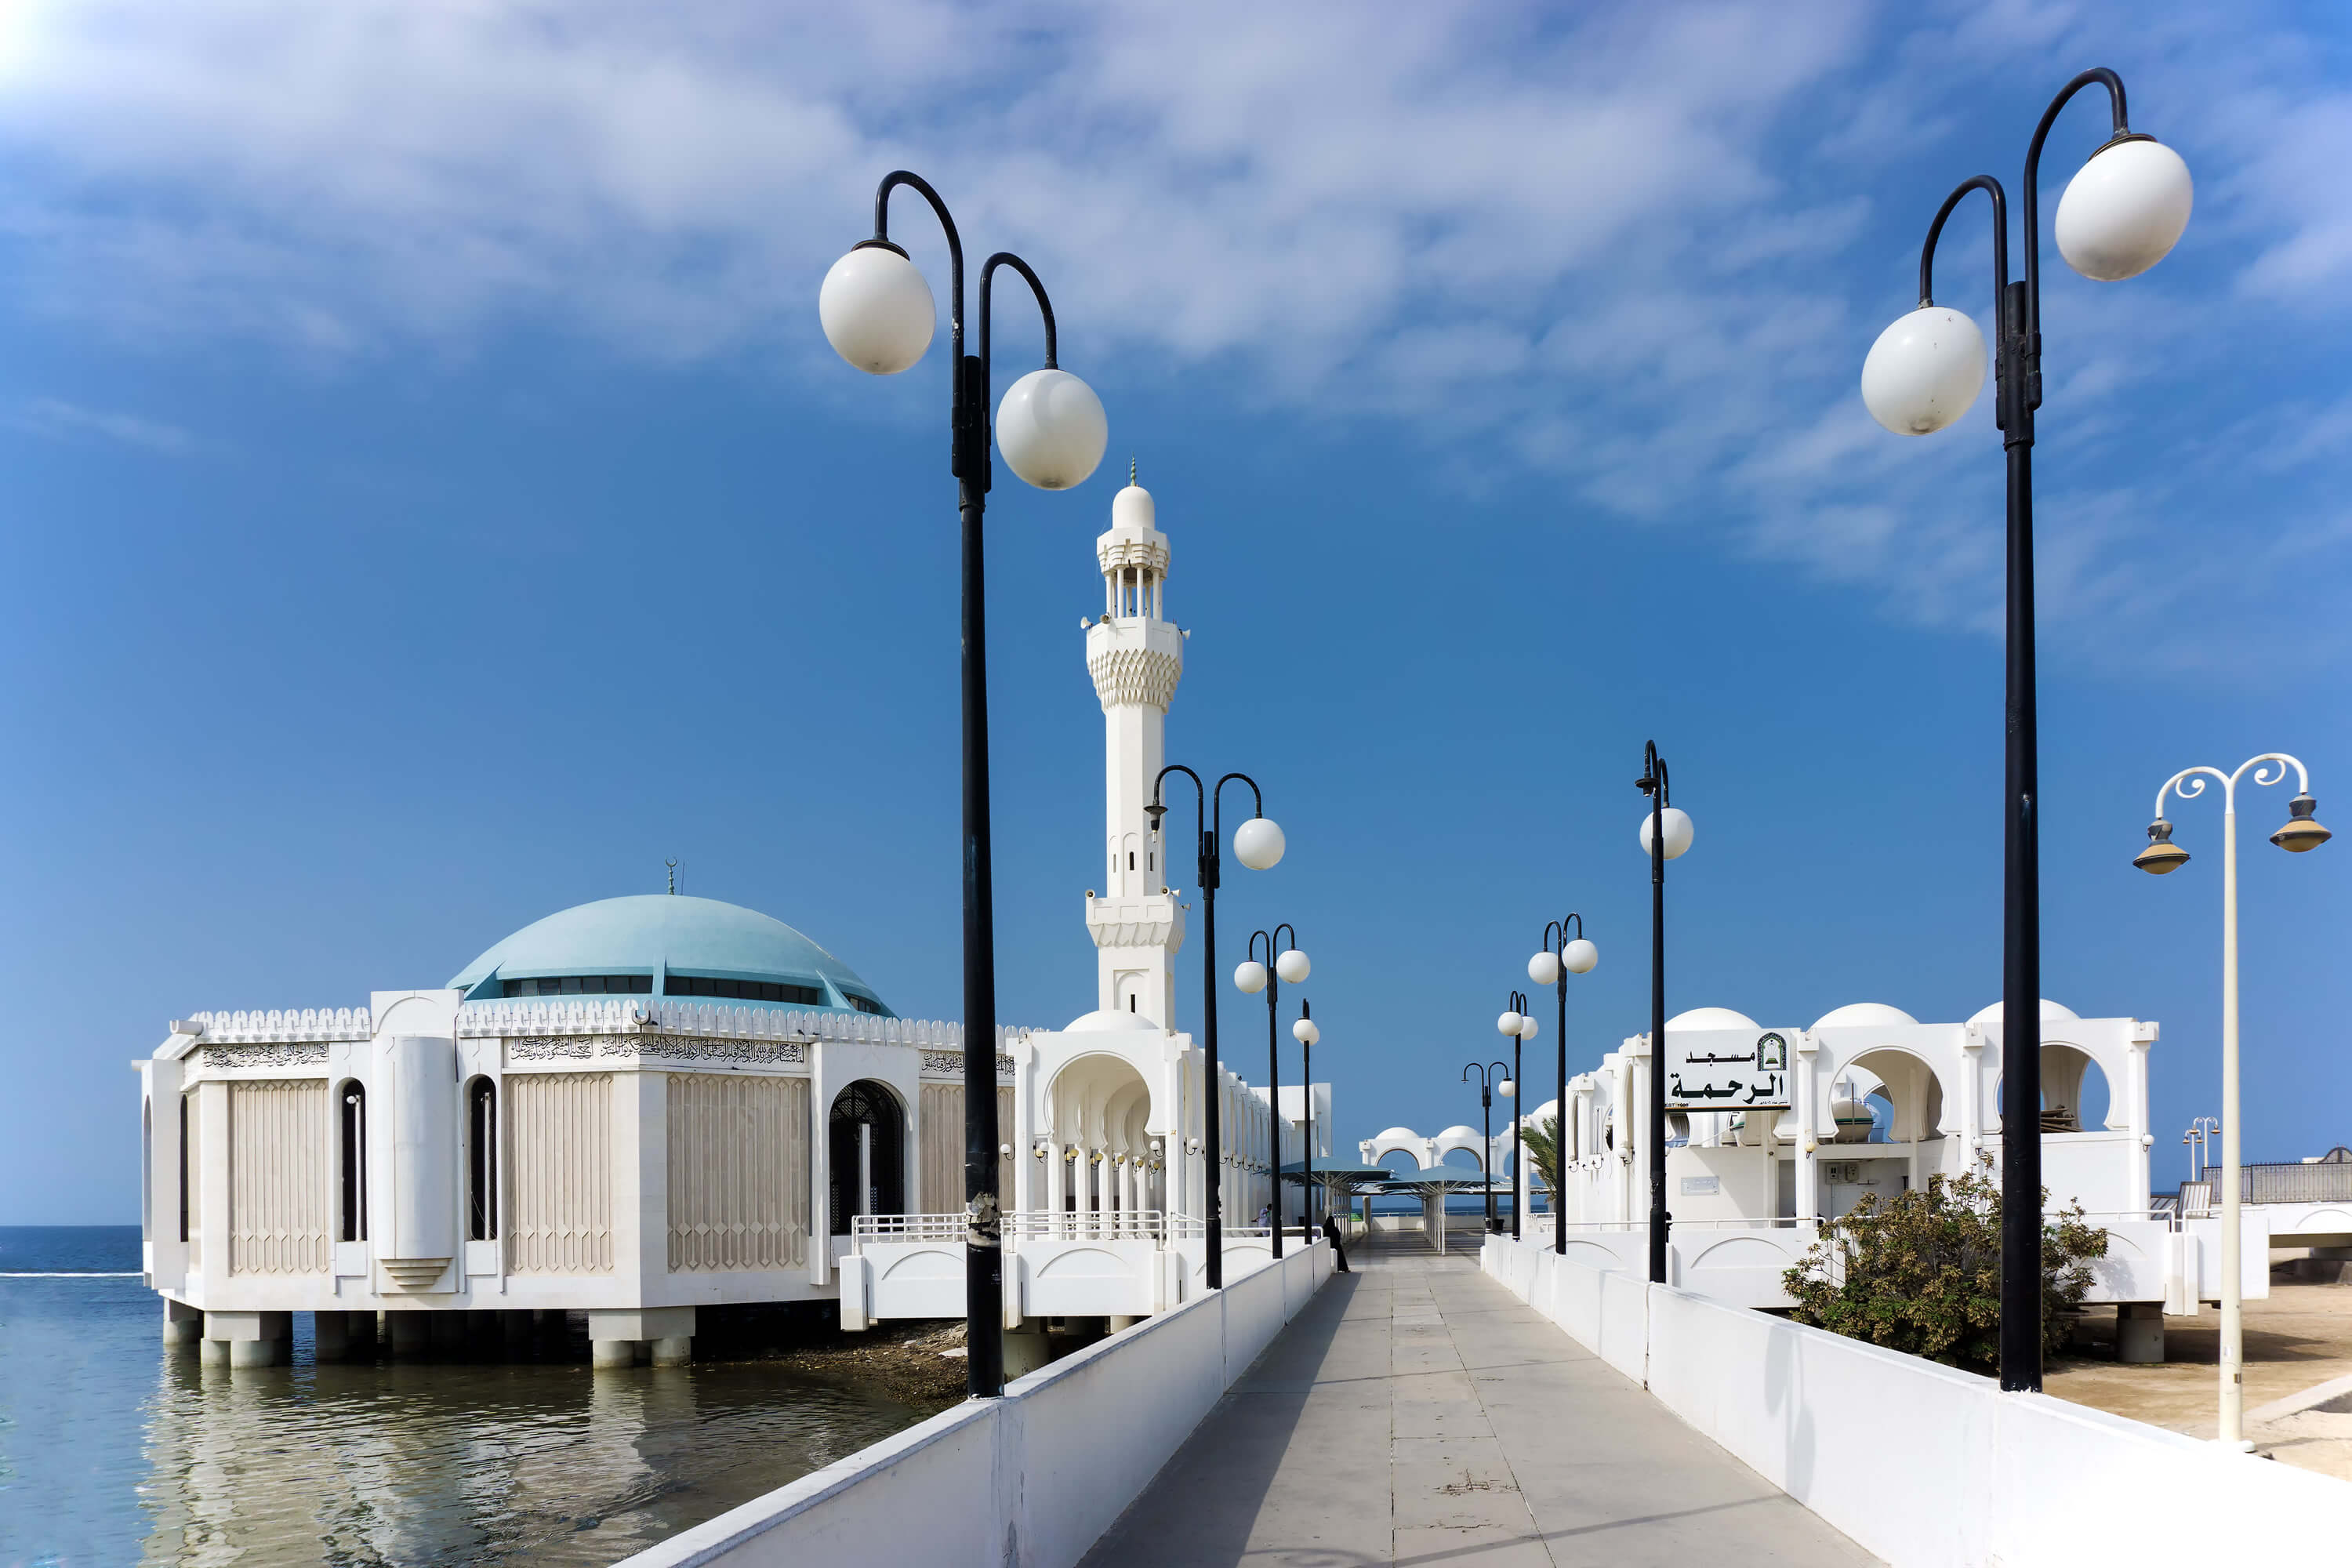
[1077,1229,1878,1567]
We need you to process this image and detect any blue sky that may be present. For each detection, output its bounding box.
[2,2,2347,1222]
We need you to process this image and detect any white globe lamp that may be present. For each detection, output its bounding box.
[1495,1010,1522,1038]
[1518,1014,1539,1040]
[996,368,1107,490]
[1639,806,1695,860]
[1861,307,1986,436]
[2055,138,2191,282]
[1563,937,1599,975]
[1233,960,1269,995]
[1291,1017,1319,1046]
[1232,816,1285,870]
[1527,950,1560,986]
[1275,949,1311,985]
[818,245,935,375]
[1498,1079,1515,1099]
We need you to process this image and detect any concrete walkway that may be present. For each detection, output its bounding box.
[1080,1225,1878,1566]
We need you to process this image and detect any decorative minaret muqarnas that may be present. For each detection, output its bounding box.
[1085,464,1186,1025]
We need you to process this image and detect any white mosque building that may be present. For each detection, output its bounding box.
[137,474,1325,1370]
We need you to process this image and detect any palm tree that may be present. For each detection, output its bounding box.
[1518,1113,1562,1202]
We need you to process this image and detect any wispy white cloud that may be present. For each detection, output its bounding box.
[0,0,2343,673]
[5,396,199,454]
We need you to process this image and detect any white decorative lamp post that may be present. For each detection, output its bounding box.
[2134,753,2328,1447]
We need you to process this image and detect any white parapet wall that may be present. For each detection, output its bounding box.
[1480,1232,2341,1566]
[622,1240,1335,1568]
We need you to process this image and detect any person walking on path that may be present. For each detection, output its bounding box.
[1320,1213,1349,1272]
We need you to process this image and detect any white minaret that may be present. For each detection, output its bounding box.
[1083,468,1187,1025]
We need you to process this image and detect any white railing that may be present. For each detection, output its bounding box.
[851,1214,966,1245]
[851,1210,1177,1252]
[1005,1210,1167,1242]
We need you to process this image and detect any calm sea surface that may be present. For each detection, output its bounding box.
[0,1228,945,1568]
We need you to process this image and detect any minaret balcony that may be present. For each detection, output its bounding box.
[1085,891,1186,952]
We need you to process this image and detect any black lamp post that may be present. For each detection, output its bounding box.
[1530,916,1596,1255]
[1461,1059,1511,1234]
[1150,766,1285,1291]
[1867,70,2190,1393]
[1294,998,1319,1241]
[1504,990,1530,1240]
[1635,741,1692,1285]
[1241,924,1305,1258]
[821,170,1110,1401]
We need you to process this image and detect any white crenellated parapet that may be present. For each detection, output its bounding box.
[186,1007,374,1044]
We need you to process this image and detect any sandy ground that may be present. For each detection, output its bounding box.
[2044,1275,2352,1481]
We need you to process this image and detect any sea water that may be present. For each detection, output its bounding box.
[0,1228,944,1566]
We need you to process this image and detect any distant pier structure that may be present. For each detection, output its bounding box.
[138,473,1327,1370]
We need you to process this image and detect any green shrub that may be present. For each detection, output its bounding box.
[1781,1156,2107,1370]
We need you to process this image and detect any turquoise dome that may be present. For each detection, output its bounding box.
[448,895,892,1017]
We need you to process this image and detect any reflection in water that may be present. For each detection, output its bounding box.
[139,1330,941,1566]
[0,1264,941,1568]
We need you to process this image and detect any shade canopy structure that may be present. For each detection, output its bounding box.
[1375,1167,1506,1255]
[1279,1158,1394,1187]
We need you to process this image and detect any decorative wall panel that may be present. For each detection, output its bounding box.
[666,1073,809,1272]
[919,1083,1018,1215]
[506,1073,615,1274]
[228,1080,332,1275]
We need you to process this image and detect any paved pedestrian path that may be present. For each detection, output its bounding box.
[1080,1225,1878,1566]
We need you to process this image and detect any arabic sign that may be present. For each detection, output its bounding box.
[1662,1027,1791,1111]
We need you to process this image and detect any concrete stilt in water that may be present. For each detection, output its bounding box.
[429,1312,469,1357]
[2118,1301,2166,1364]
[388,1310,430,1359]
[1002,1325,1053,1378]
[587,1307,692,1371]
[162,1298,202,1350]
[203,1310,291,1369]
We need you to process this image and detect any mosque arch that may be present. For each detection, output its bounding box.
[1840,1047,1950,1143]
[829,1080,906,1235]
[1044,1052,1157,1218]
[1440,1145,1486,1172]
[1993,1042,2116,1133]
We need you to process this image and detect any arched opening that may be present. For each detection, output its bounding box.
[1994,1046,2113,1134]
[2038,1044,2111,1132]
[1845,1050,1951,1144]
[338,1081,368,1243]
[829,1080,905,1235]
[466,1076,498,1241]
[1441,1145,1485,1172]
[1045,1054,1156,1228]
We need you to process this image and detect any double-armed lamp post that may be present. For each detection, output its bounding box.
[821,171,1110,1399]
[1528,917,1598,1253]
[1236,927,1309,1254]
[1150,766,1284,1290]
[1864,69,2192,1392]
[1495,992,1534,1240]
[1461,1058,1512,1234]
[2132,754,2328,1446]
[1635,742,1693,1283]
